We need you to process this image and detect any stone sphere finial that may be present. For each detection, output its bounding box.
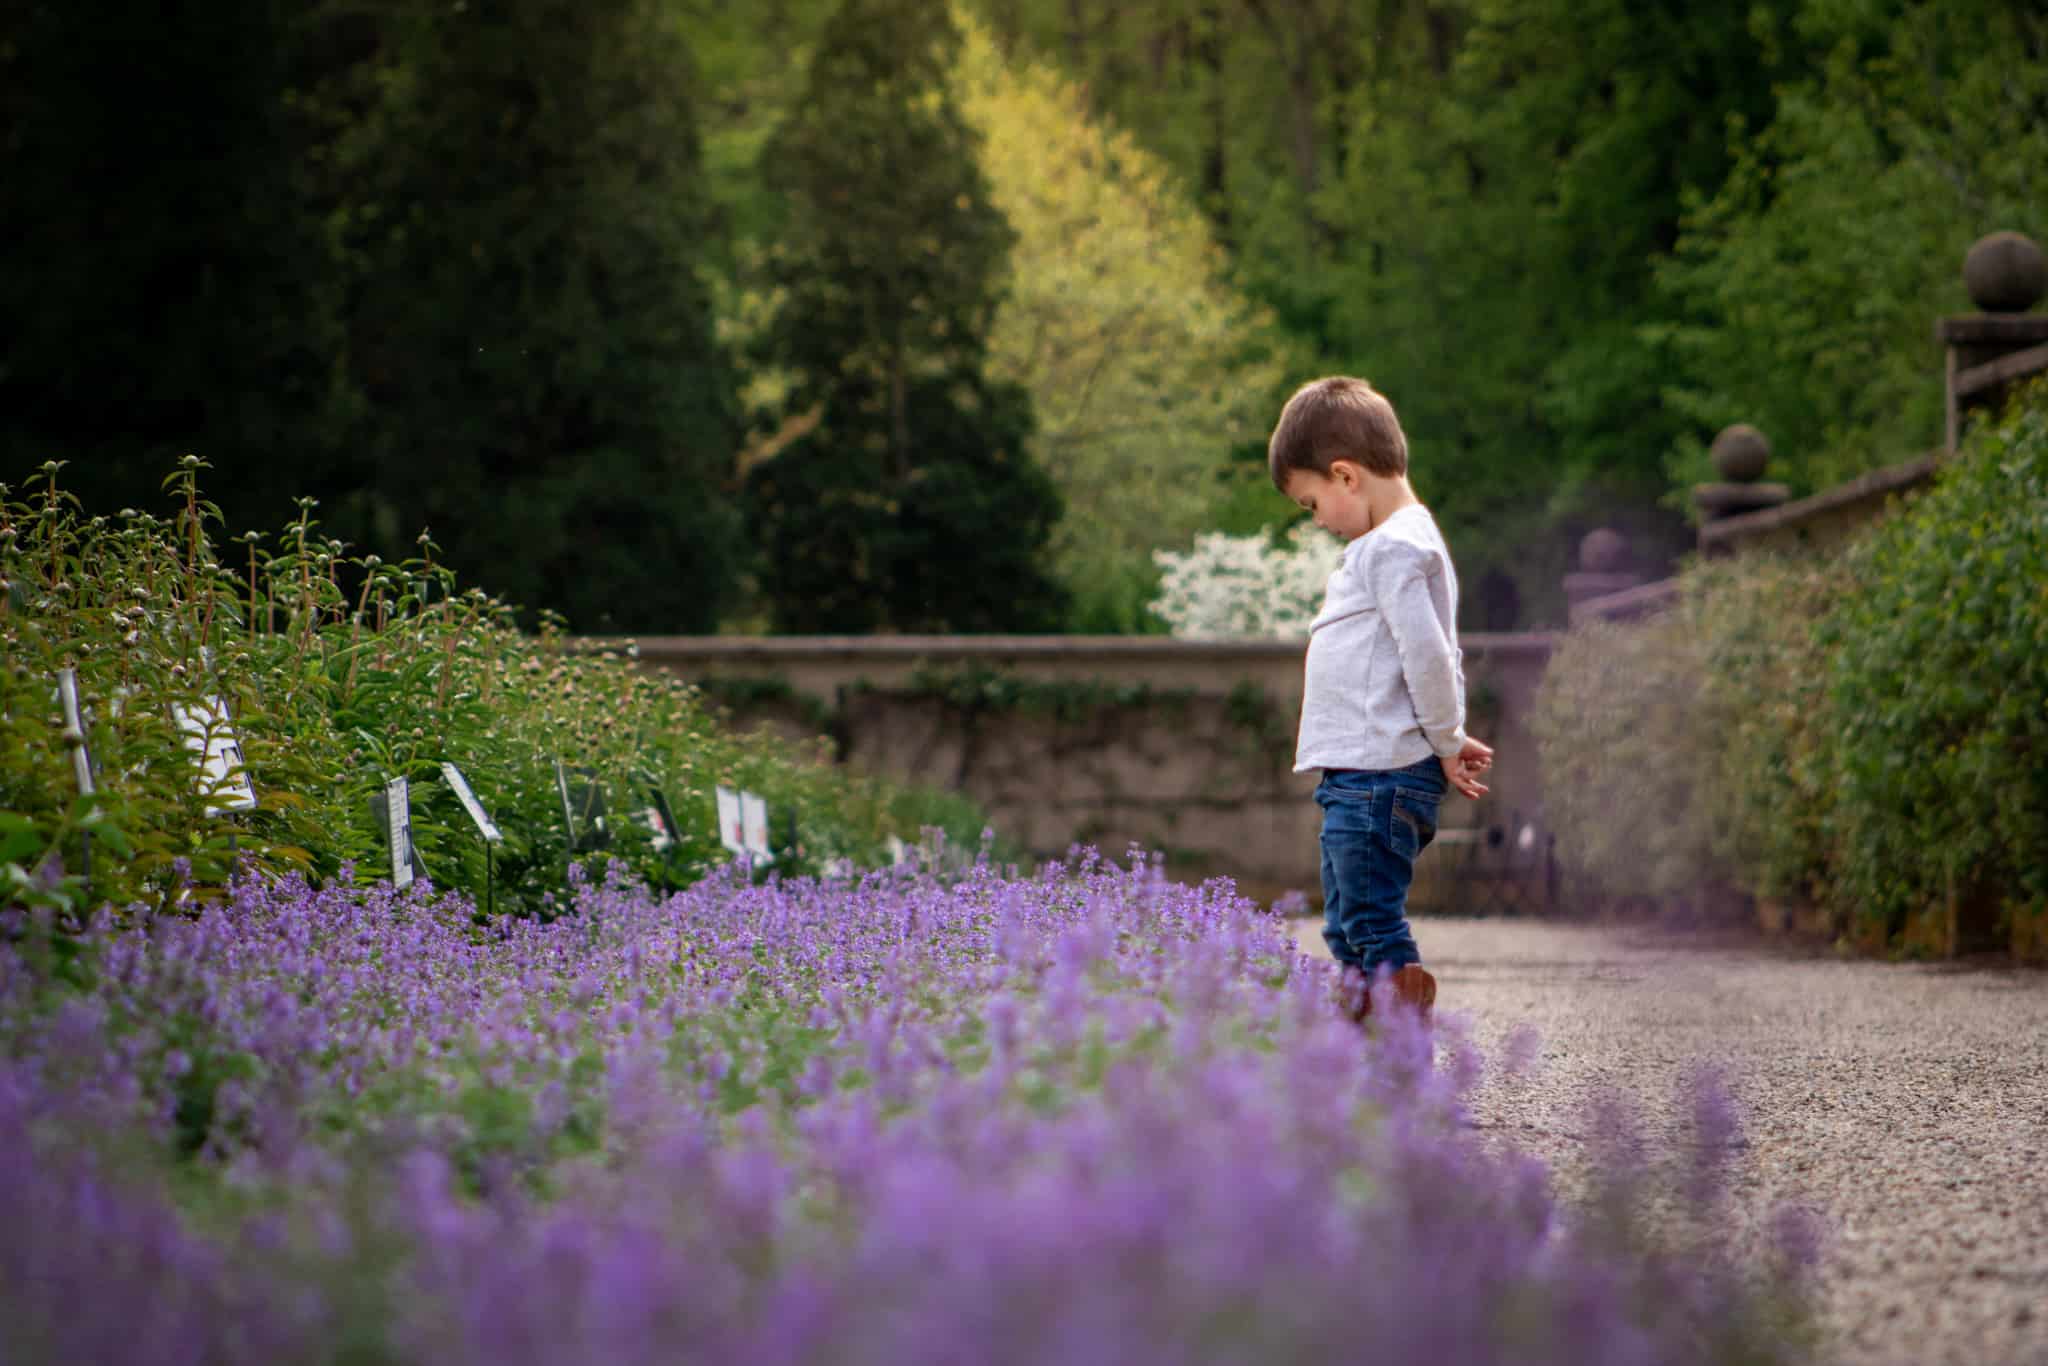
[1710,423,1771,483]
[1963,231,2046,313]
[1578,527,1628,574]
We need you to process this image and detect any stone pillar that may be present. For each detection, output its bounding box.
[1692,424,1789,555]
[1561,528,1644,616]
[1938,231,2048,454]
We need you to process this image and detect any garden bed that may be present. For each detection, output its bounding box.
[2,855,1818,1363]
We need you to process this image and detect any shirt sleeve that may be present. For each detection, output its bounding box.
[1369,542,1469,759]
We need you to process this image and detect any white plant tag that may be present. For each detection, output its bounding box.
[173,695,258,815]
[740,791,773,864]
[640,808,675,852]
[440,762,502,844]
[886,834,912,868]
[385,775,415,890]
[715,786,745,856]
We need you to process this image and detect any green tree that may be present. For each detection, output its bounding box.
[977,0,1366,340]
[744,0,1065,633]
[1654,0,2048,494]
[0,0,349,527]
[1304,0,1802,616]
[980,0,1798,622]
[315,0,742,633]
[955,12,1294,632]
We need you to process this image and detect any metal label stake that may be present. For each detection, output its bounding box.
[55,669,94,896]
[442,762,503,917]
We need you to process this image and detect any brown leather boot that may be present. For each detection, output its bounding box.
[1389,964,1437,1025]
[1336,966,1371,1027]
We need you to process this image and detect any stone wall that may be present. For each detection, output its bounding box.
[1695,451,1941,559]
[626,634,1553,904]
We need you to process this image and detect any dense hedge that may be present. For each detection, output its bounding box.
[1535,392,2047,947]
[1824,394,2048,932]
[0,460,987,921]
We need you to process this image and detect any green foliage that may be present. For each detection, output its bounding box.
[316,0,745,633]
[1324,0,1790,496]
[0,462,986,922]
[0,0,347,532]
[1655,0,2048,495]
[1,0,744,634]
[1821,389,2048,932]
[1688,559,1844,905]
[742,0,1067,633]
[956,12,1296,633]
[978,0,2048,626]
[10,0,2038,641]
[1535,390,2048,942]
[1531,610,1716,906]
[983,0,1786,618]
[880,665,1194,723]
[1532,555,1845,915]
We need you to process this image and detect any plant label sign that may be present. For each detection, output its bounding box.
[173,695,258,816]
[740,791,774,865]
[554,760,612,853]
[54,668,94,796]
[570,768,610,852]
[440,762,502,844]
[379,776,418,890]
[641,784,679,853]
[554,760,577,840]
[886,834,912,868]
[715,786,745,856]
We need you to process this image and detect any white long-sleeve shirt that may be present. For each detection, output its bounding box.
[1293,504,1468,773]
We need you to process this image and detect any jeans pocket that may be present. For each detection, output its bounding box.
[1390,789,1439,855]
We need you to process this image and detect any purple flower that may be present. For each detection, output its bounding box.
[0,855,1816,1364]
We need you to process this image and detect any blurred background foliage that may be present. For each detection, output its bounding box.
[1531,388,2048,948]
[2,0,2043,632]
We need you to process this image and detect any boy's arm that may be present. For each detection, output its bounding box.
[1372,546,1469,761]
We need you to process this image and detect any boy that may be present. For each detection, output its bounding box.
[1269,377,1493,1025]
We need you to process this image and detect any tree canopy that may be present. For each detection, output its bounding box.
[4,0,743,632]
[957,11,1294,632]
[741,0,1067,633]
[5,0,2041,631]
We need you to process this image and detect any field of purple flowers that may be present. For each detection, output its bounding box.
[2,851,1817,1364]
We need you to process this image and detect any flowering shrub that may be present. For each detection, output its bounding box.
[1149,524,1343,638]
[0,460,982,920]
[1,856,1817,1363]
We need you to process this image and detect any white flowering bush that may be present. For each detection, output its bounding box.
[1148,524,1344,638]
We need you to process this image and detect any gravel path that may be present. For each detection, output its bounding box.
[1293,915,2048,1366]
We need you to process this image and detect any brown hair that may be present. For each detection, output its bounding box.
[1267,377,1408,490]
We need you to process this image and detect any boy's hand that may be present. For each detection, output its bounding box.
[1443,737,1494,799]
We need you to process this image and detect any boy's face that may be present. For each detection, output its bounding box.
[1282,463,1373,541]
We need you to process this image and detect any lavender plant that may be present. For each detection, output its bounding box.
[0,851,1819,1364]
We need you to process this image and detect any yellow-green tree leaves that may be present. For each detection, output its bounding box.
[955,13,1293,632]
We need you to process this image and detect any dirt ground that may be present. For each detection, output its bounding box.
[1293,915,2048,1366]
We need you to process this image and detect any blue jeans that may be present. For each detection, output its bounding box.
[1316,758,1445,976]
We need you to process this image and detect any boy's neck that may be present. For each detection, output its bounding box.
[1364,476,1422,534]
